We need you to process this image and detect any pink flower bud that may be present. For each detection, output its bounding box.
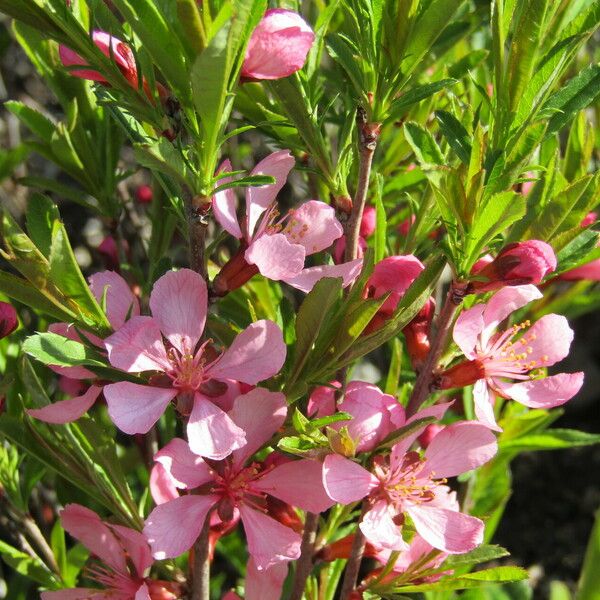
[0,302,18,339]
[520,171,536,196]
[59,30,138,87]
[332,235,367,264]
[241,9,315,80]
[468,240,556,293]
[360,205,377,238]
[581,211,597,227]
[135,184,153,204]
[147,580,183,600]
[397,214,416,237]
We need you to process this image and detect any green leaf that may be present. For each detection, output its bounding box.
[26,193,57,258]
[404,121,444,166]
[391,566,529,592]
[500,429,600,452]
[0,540,58,587]
[542,63,600,138]
[387,79,458,120]
[435,110,472,164]
[5,100,55,141]
[50,520,67,580]
[22,332,106,369]
[442,545,510,568]
[464,191,526,271]
[550,581,572,600]
[578,506,600,600]
[212,174,275,194]
[374,176,387,263]
[287,277,342,391]
[134,139,194,188]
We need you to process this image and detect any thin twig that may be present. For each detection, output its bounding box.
[344,107,380,264]
[289,512,320,600]
[405,281,467,417]
[187,193,210,278]
[339,502,369,600]
[190,514,212,600]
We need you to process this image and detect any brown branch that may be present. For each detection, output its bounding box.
[190,515,212,600]
[344,107,380,264]
[406,281,467,417]
[339,502,369,600]
[289,512,320,600]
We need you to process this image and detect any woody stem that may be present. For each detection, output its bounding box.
[406,281,466,417]
[190,513,212,600]
[187,193,210,278]
[289,512,320,600]
[344,108,379,265]
[339,501,369,600]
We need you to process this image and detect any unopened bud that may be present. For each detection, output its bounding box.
[0,302,18,339]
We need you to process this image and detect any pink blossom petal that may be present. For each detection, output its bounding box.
[307,383,338,417]
[481,285,542,347]
[149,463,179,505]
[149,269,207,354]
[423,422,497,478]
[285,201,343,255]
[60,504,127,573]
[246,559,288,600]
[27,385,102,424]
[498,372,584,408]
[245,232,306,280]
[213,160,242,238]
[228,389,287,468]
[407,503,484,554]
[109,524,153,577]
[322,454,377,503]
[283,258,363,293]
[360,500,409,551]
[523,314,574,367]
[144,494,218,559]
[187,395,246,460]
[390,401,455,466]
[89,271,140,330]
[239,505,301,570]
[560,258,600,281]
[135,583,152,600]
[104,316,170,372]
[453,303,485,359]
[104,383,177,434]
[247,150,295,237]
[473,379,501,431]
[208,320,286,384]
[253,459,334,513]
[242,9,315,80]
[154,437,214,488]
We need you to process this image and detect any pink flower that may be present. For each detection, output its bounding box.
[0,301,18,338]
[28,271,139,424]
[60,30,138,87]
[468,241,556,293]
[223,560,287,600]
[581,211,597,227]
[328,381,405,454]
[323,421,496,553]
[417,424,444,449]
[98,235,128,271]
[241,10,315,80]
[102,268,286,459]
[144,389,334,570]
[439,285,584,430]
[41,504,181,600]
[212,151,362,294]
[520,171,536,195]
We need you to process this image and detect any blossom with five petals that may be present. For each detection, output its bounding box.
[144,389,334,570]
[41,504,180,600]
[212,150,362,294]
[102,268,286,459]
[323,421,497,554]
[438,285,584,430]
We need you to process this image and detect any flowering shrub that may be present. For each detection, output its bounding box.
[0,0,599,599]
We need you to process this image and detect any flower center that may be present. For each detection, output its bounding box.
[209,461,268,513]
[374,452,442,507]
[480,320,549,380]
[166,340,217,393]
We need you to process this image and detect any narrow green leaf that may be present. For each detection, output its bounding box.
[23,332,107,368]
[500,429,600,452]
[0,540,58,587]
[435,110,472,164]
[404,122,444,166]
[578,506,600,600]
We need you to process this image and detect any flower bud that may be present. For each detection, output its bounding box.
[468,240,556,293]
[135,184,153,204]
[359,205,377,238]
[147,580,183,600]
[418,424,444,448]
[0,302,18,339]
[60,30,138,88]
[241,9,315,80]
